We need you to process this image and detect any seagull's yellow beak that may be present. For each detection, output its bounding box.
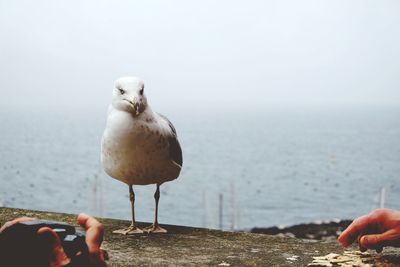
[125,99,142,116]
[133,101,141,116]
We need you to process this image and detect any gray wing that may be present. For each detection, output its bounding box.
[158,113,183,167]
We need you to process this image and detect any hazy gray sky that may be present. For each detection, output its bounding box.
[0,0,399,111]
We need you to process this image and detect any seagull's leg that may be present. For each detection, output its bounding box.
[127,185,144,233]
[144,183,167,233]
[113,185,143,235]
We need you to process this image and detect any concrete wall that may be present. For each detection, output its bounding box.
[1,207,399,266]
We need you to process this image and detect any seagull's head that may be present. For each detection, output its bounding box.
[112,77,148,116]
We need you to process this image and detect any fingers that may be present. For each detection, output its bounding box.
[359,229,400,251]
[37,227,70,267]
[77,213,105,262]
[338,214,373,247]
[0,217,35,233]
[37,227,62,247]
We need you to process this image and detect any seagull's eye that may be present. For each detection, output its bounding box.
[118,88,125,94]
[139,87,144,95]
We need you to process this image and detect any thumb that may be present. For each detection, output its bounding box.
[360,229,399,250]
[77,213,104,252]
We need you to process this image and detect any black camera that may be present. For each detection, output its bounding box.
[0,219,89,267]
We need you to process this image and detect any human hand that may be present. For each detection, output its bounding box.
[338,209,400,252]
[0,213,106,267]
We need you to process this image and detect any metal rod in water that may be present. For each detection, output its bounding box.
[202,190,207,228]
[230,182,235,231]
[219,193,223,230]
[380,187,385,208]
[91,173,104,217]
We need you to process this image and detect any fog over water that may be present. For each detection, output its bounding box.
[0,0,399,110]
[0,1,399,229]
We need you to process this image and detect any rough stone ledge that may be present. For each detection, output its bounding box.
[1,207,400,266]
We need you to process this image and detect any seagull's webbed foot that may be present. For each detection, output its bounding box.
[143,223,167,234]
[113,224,144,235]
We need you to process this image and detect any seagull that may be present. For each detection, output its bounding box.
[101,77,183,234]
